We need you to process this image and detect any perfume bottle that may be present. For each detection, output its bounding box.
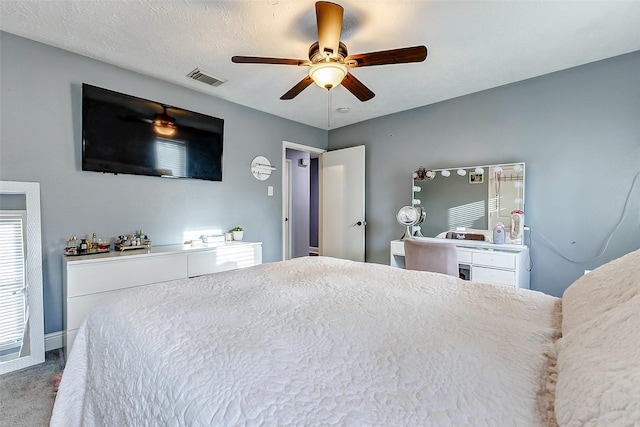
[91,233,99,252]
[79,238,89,254]
[66,236,78,255]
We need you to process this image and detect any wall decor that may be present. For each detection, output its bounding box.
[251,156,275,180]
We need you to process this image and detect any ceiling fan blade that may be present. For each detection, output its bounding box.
[345,46,428,68]
[316,1,344,59]
[232,56,310,66]
[341,72,375,102]
[280,76,315,100]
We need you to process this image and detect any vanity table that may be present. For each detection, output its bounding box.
[394,161,530,288]
[390,238,530,289]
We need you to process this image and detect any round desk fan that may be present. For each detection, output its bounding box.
[396,205,425,239]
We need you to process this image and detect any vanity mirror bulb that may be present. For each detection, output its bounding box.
[513,164,523,173]
[412,199,421,205]
[494,166,503,174]
[441,170,451,177]
[475,167,484,174]
[457,169,467,176]
[412,186,421,192]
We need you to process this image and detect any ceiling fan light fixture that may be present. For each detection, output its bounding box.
[153,110,177,137]
[232,2,426,102]
[309,62,347,89]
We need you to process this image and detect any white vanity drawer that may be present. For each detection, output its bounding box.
[471,266,517,286]
[457,249,473,264]
[472,251,516,270]
[66,254,187,298]
[390,240,405,256]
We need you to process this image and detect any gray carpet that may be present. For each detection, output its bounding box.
[0,350,65,427]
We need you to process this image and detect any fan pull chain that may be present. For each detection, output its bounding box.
[327,88,333,129]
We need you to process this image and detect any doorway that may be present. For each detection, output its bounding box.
[282,142,366,263]
[282,142,324,260]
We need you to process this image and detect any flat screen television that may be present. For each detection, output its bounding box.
[82,84,223,181]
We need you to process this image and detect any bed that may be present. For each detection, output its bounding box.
[50,249,640,426]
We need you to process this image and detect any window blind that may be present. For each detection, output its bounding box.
[0,212,26,351]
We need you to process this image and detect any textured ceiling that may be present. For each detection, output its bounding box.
[1,1,639,130]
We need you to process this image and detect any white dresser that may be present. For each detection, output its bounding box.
[63,241,262,358]
[390,239,530,289]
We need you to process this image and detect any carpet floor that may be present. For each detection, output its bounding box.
[0,350,65,427]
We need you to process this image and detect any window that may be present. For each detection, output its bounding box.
[0,211,26,357]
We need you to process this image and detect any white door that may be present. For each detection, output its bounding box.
[284,159,292,260]
[320,145,366,262]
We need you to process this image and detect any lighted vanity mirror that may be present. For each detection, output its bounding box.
[412,162,525,244]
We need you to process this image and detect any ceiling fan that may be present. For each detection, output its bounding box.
[231,1,427,102]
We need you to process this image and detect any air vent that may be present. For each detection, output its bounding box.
[186,68,225,87]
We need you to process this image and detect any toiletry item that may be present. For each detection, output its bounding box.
[66,236,78,255]
[79,238,89,254]
[510,210,524,244]
[91,233,99,252]
[493,222,506,245]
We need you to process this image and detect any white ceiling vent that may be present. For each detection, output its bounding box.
[186,68,225,87]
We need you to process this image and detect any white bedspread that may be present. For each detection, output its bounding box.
[51,257,560,426]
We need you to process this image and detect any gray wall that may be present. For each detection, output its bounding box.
[329,51,640,297]
[0,32,327,333]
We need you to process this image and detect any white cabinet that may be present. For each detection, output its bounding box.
[63,242,262,358]
[390,239,529,289]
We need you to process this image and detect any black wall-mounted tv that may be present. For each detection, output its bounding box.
[82,84,223,181]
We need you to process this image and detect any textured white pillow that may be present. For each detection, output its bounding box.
[561,248,640,336]
[555,293,640,426]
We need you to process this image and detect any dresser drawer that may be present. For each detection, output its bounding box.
[188,244,261,277]
[472,251,516,270]
[66,254,187,298]
[471,266,517,286]
[65,329,79,354]
[188,251,218,277]
[66,286,151,330]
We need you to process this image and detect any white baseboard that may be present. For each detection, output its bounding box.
[45,331,64,352]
